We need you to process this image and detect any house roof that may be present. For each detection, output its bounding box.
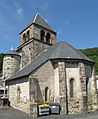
[4,50,20,56]
[20,13,56,34]
[7,41,94,81]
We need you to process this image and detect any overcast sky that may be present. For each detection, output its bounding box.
[0,0,98,53]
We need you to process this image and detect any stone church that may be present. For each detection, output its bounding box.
[2,13,97,115]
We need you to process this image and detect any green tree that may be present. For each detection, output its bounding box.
[0,53,3,74]
[79,47,98,75]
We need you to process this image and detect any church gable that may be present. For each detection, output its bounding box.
[19,13,56,46]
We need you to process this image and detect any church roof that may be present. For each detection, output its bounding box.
[4,50,20,56]
[20,13,56,34]
[7,41,94,81]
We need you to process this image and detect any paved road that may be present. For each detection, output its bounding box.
[0,107,98,119]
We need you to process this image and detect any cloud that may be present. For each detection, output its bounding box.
[17,8,23,16]
[65,21,70,25]
[13,0,23,16]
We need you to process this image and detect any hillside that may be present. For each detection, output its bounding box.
[0,47,98,75]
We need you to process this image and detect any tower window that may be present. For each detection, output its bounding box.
[40,30,45,41]
[46,33,51,43]
[70,78,74,98]
[23,33,26,43]
[27,30,30,41]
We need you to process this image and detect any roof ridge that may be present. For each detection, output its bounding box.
[33,13,39,23]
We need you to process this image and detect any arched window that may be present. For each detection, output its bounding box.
[45,87,49,102]
[23,33,26,43]
[86,77,89,93]
[27,30,30,41]
[40,30,45,41]
[70,78,74,98]
[46,33,51,43]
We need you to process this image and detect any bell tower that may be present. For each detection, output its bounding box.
[17,13,56,68]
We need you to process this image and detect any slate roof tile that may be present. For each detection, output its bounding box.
[7,41,94,81]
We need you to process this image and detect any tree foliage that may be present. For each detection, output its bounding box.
[0,53,3,74]
[79,47,98,75]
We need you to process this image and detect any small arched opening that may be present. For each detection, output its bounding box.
[23,33,26,43]
[27,30,30,41]
[45,87,49,102]
[70,78,74,98]
[40,30,45,42]
[46,33,51,43]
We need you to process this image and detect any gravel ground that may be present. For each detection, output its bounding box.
[0,107,98,119]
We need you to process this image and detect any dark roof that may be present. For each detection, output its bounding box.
[8,41,94,81]
[20,13,56,34]
[4,50,20,56]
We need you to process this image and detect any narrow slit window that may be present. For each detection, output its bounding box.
[70,78,74,98]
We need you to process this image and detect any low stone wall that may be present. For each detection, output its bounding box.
[30,104,38,117]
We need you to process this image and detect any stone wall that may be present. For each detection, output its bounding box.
[19,39,51,69]
[7,77,30,114]
[3,55,20,79]
[32,60,54,104]
[6,59,97,116]
[66,62,81,114]
[53,63,59,101]
[90,66,97,110]
[78,62,97,113]
[58,62,67,114]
